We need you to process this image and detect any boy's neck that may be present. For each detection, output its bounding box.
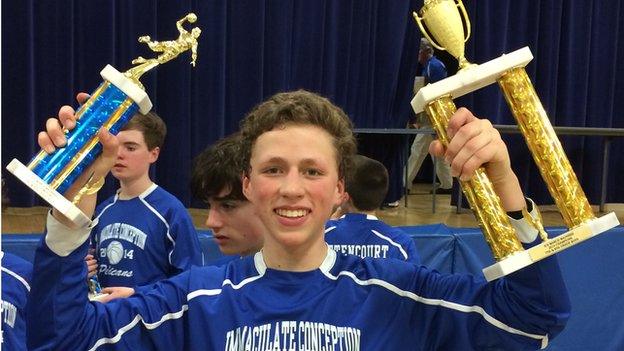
[118,175,154,199]
[262,236,328,272]
[342,203,377,217]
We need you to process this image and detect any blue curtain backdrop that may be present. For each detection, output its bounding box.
[2,0,623,208]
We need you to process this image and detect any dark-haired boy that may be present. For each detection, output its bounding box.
[326,155,420,264]
[190,133,264,258]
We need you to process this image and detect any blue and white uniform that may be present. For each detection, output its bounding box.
[1,252,32,351]
[325,213,421,264]
[91,184,202,287]
[28,213,570,351]
[423,55,446,84]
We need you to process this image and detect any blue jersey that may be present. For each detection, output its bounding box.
[1,252,32,351]
[28,233,570,351]
[326,213,421,264]
[424,56,447,84]
[91,184,202,287]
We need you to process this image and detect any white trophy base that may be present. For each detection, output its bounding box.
[482,212,620,281]
[411,46,533,114]
[6,159,92,228]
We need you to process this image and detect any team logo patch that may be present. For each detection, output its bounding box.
[106,240,125,265]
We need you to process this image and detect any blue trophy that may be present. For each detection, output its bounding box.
[6,13,201,228]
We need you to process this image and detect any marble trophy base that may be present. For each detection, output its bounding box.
[6,159,91,227]
[483,213,619,281]
[411,46,533,114]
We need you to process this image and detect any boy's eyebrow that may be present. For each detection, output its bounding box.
[299,158,323,166]
[211,193,242,202]
[122,141,141,147]
[261,156,321,165]
[258,156,286,164]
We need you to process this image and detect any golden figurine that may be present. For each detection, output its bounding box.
[410,0,619,281]
[125,13,201,85]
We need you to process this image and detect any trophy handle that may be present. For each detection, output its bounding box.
[455,0,471,43]
[411,11,445,51]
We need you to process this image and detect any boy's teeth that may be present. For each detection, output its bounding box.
[276,209,307,218]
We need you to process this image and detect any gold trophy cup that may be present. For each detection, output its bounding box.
[411,0,619,281]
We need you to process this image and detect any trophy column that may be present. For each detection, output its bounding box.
[411,0,620,281]
[6,13,201,227]
[424,96,524,260]
[498,68,595,228]
[6,66,150,227]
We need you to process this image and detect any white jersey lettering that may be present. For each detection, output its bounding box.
[99,223,148,249]
[1,300,17,328]
[329,244,390,259]
[224,321,360,351]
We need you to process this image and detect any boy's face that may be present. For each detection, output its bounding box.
[205,188,264,256]
[243,124,345,252]
[111,130,159,182]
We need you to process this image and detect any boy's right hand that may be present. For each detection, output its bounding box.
[38,93,119,226]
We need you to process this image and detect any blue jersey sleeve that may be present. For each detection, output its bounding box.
[405,240,570,349]
[404,238,421,265]
[27,238,192,351]
[167,207,203,272]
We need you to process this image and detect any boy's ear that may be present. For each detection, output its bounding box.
[342,192,351,206]
[334,178,346,206]
[149,146,160,164]
[242,173,251,199]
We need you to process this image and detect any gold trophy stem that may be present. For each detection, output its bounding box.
[498,68,595,228]
[72,173,105,205]
[425,96,524,260]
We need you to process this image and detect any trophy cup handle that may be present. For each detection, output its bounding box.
[411,11,446,51]
[455,0,471,43]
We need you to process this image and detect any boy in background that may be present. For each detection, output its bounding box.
[89,111,202,288]
[326,155,420,264]
[190,133,265,261]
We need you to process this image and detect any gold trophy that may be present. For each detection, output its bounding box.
[6,13,201,228]
[411,0,619,281]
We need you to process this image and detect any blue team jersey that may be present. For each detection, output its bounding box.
[28,239,570,351]
[91,184,202,287]
[1,252,32,351]
[424,56,447,84]
[325,213,421,264]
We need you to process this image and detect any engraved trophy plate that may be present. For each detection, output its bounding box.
[410,0,619,281]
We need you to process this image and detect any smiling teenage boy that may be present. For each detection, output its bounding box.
[28,90,569,350]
